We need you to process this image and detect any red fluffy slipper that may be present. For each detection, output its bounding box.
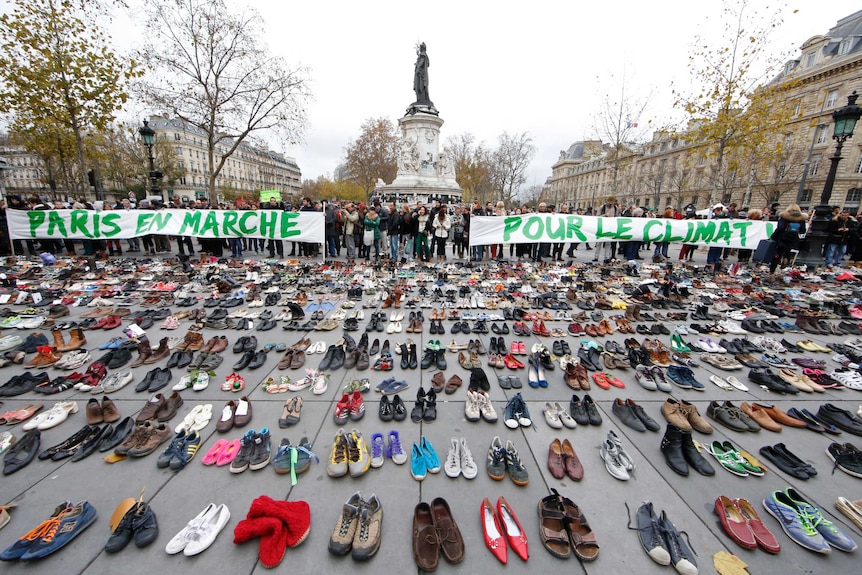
[233,496,312,567]
[233,516,288,568]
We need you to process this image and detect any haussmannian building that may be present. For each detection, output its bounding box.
[545,10,862,214]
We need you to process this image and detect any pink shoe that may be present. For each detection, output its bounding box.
[216,439,242,466]
[201,439,229,465]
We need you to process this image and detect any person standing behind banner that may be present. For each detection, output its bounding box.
[298,197,317,257]
[263,196,285,258]
[387,201,400,260]
[432,208,451,264]
[364,207,381,260]
[769,203,807,273]
[706,204,727,266]
[342,202,359,260]
[451,206,466,259]
[736,209,759,263]
[594,196,618,263]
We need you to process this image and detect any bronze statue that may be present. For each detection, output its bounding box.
[413,42,432,105]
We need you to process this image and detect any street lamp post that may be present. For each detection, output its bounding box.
[138,120,163,200]
[800,92,862,266]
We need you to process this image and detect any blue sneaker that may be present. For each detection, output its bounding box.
[762,490,831,554]
[0,502,74,560]
[411,443,427,480]
[784,488,858,552]
[20,501,97,560]
[420,437,440,473]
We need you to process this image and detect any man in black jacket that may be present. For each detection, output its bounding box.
[263,196,284,257]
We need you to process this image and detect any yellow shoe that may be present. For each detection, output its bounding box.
[796,340,819,352]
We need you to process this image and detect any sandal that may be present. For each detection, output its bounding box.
[560,495,600,561]
[538,491,571,558]
[262,377,279,394]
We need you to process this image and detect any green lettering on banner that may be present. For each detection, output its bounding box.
[764,222,776,237]
[663,221,685,243]
[715,221,732,244]
[682,222,695,243]
[151,212,172,232]
[136,213,153,235]
[102,213,121,237]
[691,221,716,243]
[642,220,663,243]
[732,221,752,247]
[565,216,587,241]
[92,213,101,238]
[239,212,257,235]
[200,211,220,236]
[522,216,543,240]
[280,212,301,238]
[178,211,202,235]
[545,216,565,240]
[502,216,522,242]
[615,218,633,240]
[70,210,93,239]
[595,219,616,239]
[260,212,276,238]
[46,211,68,237]
[27,212,46,237]
[222,211,239,236]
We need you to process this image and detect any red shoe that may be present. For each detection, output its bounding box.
[349,390,365,421]
[734,497,780,553]
[481,498,507,564]
[510,341,519,355]
[518,341,527,354]
[503,354,524,369]
[591,372,611,390]
[102,315,121,330]
[497,496,528,561]
[715,495,757,549]
[93,317,110,329]
[333,393,350,424]
[606,373,625,388]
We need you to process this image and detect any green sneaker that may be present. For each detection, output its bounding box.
[707,441,749,476]
[721,441,763,476]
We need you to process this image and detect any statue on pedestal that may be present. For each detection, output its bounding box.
[407,42,437,115]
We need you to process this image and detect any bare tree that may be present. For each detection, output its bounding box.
[136,0,310,203]
[444,133,494,203]
[491,132,535,205]
[344,117,400,195]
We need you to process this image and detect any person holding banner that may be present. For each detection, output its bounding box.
[594,197,618,263]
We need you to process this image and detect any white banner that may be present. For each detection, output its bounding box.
[7,209,324,243]
[468,214,775,250]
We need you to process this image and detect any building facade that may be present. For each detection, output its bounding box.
[0,135,47,198]
[545,10,862,214]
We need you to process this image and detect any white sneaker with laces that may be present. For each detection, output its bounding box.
[312,372,328,395]
[459,437,478,479]
[464,390,480,421]
[477,391,498,422]
[600,437,630,480]
[444,437,461,478]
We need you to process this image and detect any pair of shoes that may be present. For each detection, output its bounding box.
[763,487,857,553]
[328,492,383,560]
[660,398,713,433]
[547,437,583,480]
[410,387,437,422]
[156,429,202,471]
[538,489,599,561]
[569,394,601,426]
[601,430,636,480]
[627,501,696,573]
[485,436,529,485]
[503,392,531,428]
[0,501,97,560]
[333,391,365,425]
[368,431,408,468]
[410,437,441,480]
[758,443,818,479]
[105,501,159,553]
[542,401,577,429]
[413,497,464,570]
[85,396,121,424]
[272,436,318,477]
[327,429,370,478]
[612,398,660,432]
[706,440,764,476]
[229,428,271,473]
[481,496,528,564]
[443,436,478,479]
[378,394,407,421]
[660,425,715,477]
[165,503,231,556]
[714,495,781,552]
[464,389,497,422]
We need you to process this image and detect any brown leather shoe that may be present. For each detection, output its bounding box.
[564,364,580,390]
[660,398,692,432]
[585,324,598,337]
[444,374,462,394]
[211,336,228,353]
[86,398,103,424]
[430,497,464,563]
[127,422,171,457]
[156,391,183,422]
[413,502,440,571]
[201,337,218,353]
[561,439,584,481]
[144,337,170,365]
[131,340,153,368]
[547,438,565,479]
[753,403,807,428]
[101,396,121,423]
[741,402,781,432]
[136,394,167,423]
[290,350,306,369]
[233,396,252,427]
[678,399,713,434]
[115,422,153,455]
[430,371,445,393]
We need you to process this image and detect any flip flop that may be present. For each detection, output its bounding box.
[190,404,213,432]
[201,439,229,466]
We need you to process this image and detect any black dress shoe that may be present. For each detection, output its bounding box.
[817,403,862,435]
[166,352,181,369]
[612,399,646,432]
[379,396,393,421]
[243,336,258,352]
[369,339,380,356]
[4,429,41,475]
[329,346,345,370]
[136,369,158,392]
[233,337,247,354]
[148,368,172,392]
[177,352,194,369]
[318,346,336,371]
[248,349,268,370]
[392,394,407,421]
[99,417,135,452]
[234,350,254,370]
[583,394,602,425]
[108,348,132,369]
[569,395,590,426]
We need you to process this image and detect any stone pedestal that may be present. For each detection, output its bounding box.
[375,110,462,206]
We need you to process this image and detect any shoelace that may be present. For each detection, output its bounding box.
[38,508,75,543]
[389,434,404,456]
[372,437,385,460]
[624,503,665,552]
[658,521,696,560]
[831,449,862,475]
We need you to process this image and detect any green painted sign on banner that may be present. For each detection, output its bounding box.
[259,190,282,202]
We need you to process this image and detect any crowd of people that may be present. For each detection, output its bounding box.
[1,192,860,272]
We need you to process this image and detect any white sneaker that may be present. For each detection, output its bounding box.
[444,437,461,478]
[459,437,478,479]
[464,390,480,421]
[674,325,689,335]
[389,431,407,465]
[600,437,631,481]
[312,372,328,395]
[288,370,315,392]
[477,391,498,422]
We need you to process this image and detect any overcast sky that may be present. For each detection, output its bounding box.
[6,0,859,195]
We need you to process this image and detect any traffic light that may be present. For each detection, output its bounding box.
[87,170,96,187]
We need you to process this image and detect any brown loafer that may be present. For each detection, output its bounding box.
[741,402,782,432]
[216,401,236,432]
[156,391,183,422]
[430,497,464,564]
[136,394,167,424]
[561,439,584,481]
[413,502,439,571]
[291,350,306,370]
[753,403,806,428]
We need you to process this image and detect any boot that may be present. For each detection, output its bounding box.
[625,306,636,321]
[660,425,689,476]
[393,288,403,309]
[680,429,715,476]
[59,328,86,352]
[381,294,393,309]
[131,340,153,368]
[632,304,643,322]
[145,337,170,364]
[25,346,62,368]
[52,329,66,350]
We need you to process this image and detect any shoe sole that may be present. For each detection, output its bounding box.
[249,456,271,471]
